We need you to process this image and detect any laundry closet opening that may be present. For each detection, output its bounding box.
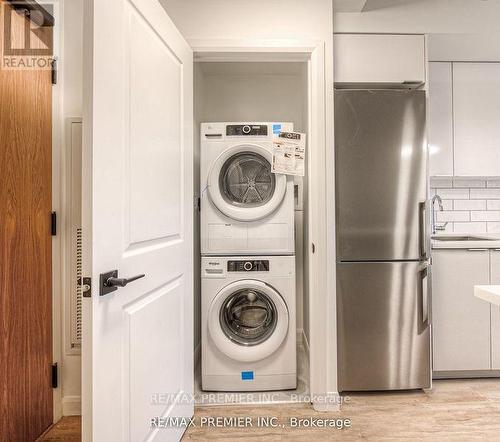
[193,60,311,404]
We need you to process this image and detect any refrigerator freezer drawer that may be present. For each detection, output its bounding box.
[337,261,431,391]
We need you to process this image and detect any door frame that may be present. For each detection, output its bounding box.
[48,0,63,422]
[190,38,338,411]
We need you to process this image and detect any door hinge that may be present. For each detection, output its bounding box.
[51,363,58,388]
[51,211,57,236]
[312,243,316,254]
[79,276,92,298]
[51,58,58,85]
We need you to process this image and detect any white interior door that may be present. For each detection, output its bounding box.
[83,0,193,441]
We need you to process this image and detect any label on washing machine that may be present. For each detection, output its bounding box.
[241,371,254,380]
[272,131,306,176]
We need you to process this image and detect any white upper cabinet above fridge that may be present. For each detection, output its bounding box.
[453,63,500,176]
[428,62,454,176]
[334,34,426,86]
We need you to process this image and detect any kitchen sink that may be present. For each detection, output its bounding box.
[432,235,496,241]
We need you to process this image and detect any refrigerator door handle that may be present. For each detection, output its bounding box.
[419,265,429,325]
[419,201,427,260]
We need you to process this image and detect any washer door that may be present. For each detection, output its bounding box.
[208,280,289,362]
[208,144,286,222]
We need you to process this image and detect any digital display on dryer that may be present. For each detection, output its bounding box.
[227,260,270,272]
[226,125,268,136]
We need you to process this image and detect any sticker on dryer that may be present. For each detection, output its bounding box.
[272,131,306,176]
[241,371,254,380]
[272,124,282,134]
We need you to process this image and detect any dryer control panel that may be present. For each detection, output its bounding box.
[226,124,268,136]
[228,260,270,272]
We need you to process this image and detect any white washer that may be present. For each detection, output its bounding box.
[200,122,295,256]
[202,255,296,391]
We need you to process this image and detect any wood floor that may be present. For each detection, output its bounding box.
[38,416,81,441]
[41,379,500,441]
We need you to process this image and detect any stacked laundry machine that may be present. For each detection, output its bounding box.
[200,122,297,391]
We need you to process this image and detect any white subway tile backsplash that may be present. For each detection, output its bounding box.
[435,188,470,199]
[487,200,500,210]
[441,200,453,210]
[470,188,500,199]
[454,200,487,211]
[430,177,452,188]
[487,222,500,233]
[453,222,487,233]
[453,179,486,188]
[429,178,500,234]
[471,211,500,222]
[436,211,470,222]
[487,179,500,188]
[440,223,454,233]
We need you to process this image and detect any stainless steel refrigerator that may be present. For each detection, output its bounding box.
[335,89,431,392]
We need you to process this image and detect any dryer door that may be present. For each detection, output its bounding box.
[208,280,289,362]
[207,144,287,221]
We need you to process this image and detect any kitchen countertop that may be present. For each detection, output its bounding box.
[431,233,500,250]
[475,285,500,306]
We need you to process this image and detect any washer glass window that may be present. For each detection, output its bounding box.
[219,152,275,207]
[220,288,277,346]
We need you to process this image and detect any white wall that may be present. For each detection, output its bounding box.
[195,63,307,130]
[162,0,334,44]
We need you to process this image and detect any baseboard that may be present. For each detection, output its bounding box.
[194,341,201,371]
[313,391,341,412]
[433,370,500,379]
[62,395,81,416]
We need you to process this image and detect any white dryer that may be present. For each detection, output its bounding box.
[201,255,296,391]
[200,122,295,256]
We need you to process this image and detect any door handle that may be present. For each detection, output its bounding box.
[419,201,427,260]
[99,270,145,296]
[419,266,429,326]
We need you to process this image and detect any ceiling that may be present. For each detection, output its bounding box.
[333,0,427,13]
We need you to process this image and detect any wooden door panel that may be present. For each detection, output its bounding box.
[0,2,53,440]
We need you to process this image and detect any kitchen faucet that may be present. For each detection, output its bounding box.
[431,194,448,234]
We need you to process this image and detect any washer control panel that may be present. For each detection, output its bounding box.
[226,124,268,136]
[227,260,270,272]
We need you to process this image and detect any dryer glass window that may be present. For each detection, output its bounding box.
[219,153,275,207]
[220,288,277,346]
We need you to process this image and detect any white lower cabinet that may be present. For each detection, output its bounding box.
[491,250,500,369]
[432,249,491,372]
